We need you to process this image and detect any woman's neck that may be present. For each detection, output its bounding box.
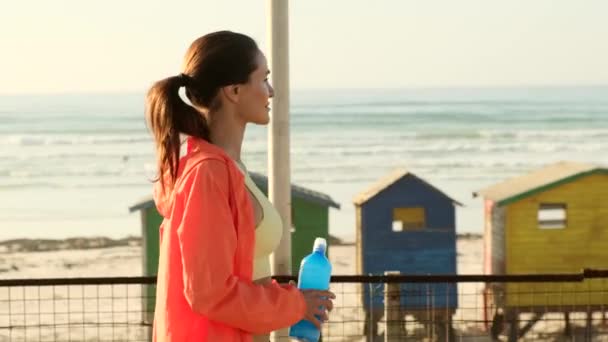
[207,108,246,162]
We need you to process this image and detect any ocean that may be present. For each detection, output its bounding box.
[1,86,607,241]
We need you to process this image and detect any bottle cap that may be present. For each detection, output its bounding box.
[313,237,327,253]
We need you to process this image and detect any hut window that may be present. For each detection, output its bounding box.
[392,207,426,231]
[538,203,567,229]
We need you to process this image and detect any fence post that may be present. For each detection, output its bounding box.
[384,271,401,341]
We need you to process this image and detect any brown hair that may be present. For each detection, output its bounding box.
[145,31,259,190]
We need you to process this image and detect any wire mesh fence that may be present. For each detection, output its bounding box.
[1,270,607,341]
[0,277,155,342]
[286,271,608,341]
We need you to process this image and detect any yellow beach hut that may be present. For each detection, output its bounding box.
[474,161,608,339]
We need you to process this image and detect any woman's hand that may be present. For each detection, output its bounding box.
[300,289,335,329]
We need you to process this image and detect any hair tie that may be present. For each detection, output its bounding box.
[178,73,191,87]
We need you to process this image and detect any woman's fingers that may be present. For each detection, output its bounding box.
[306,313,323,329]
[300,288,336,327]
[308,290,335,311]
[321,290,336,299]
[302,289,336,299]
[320,297,334,312]
[315,308,329,321]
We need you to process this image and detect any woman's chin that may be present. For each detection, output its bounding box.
[252,113,271,125]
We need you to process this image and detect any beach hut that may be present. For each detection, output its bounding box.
[475,161,608,340]
[353,168,461,339]
[128,196,162,325]
[129,173,340,322]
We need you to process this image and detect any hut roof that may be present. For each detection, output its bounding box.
[473,161,607,206]
[353,168,462,206]
[248,172,340,209]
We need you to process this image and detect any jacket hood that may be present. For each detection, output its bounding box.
[153,137,231,219]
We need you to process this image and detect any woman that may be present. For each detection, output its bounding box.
[145,31,335,342]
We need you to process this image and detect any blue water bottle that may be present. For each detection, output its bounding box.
[289,237,332,342]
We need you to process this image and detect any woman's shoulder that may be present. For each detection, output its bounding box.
[180,155,230,185]
[174,139,244,196]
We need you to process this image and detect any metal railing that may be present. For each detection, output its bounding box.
[1,270,607,341]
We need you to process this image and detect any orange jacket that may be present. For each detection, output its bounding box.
[152,137,306,342]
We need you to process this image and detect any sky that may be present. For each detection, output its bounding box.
[1,0,607,94]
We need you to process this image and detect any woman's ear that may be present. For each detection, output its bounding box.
[221,85,240,104]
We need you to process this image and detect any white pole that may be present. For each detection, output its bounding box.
[267,0,292,340]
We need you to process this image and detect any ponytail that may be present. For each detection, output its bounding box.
[145,75,210,191]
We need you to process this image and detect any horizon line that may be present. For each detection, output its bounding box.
[1,83,607,97]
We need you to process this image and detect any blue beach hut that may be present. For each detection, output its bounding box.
[353,168,461,338]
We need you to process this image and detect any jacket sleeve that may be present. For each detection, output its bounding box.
[176,160,306,334]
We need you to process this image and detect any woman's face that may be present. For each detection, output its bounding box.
[236,51,274,125]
